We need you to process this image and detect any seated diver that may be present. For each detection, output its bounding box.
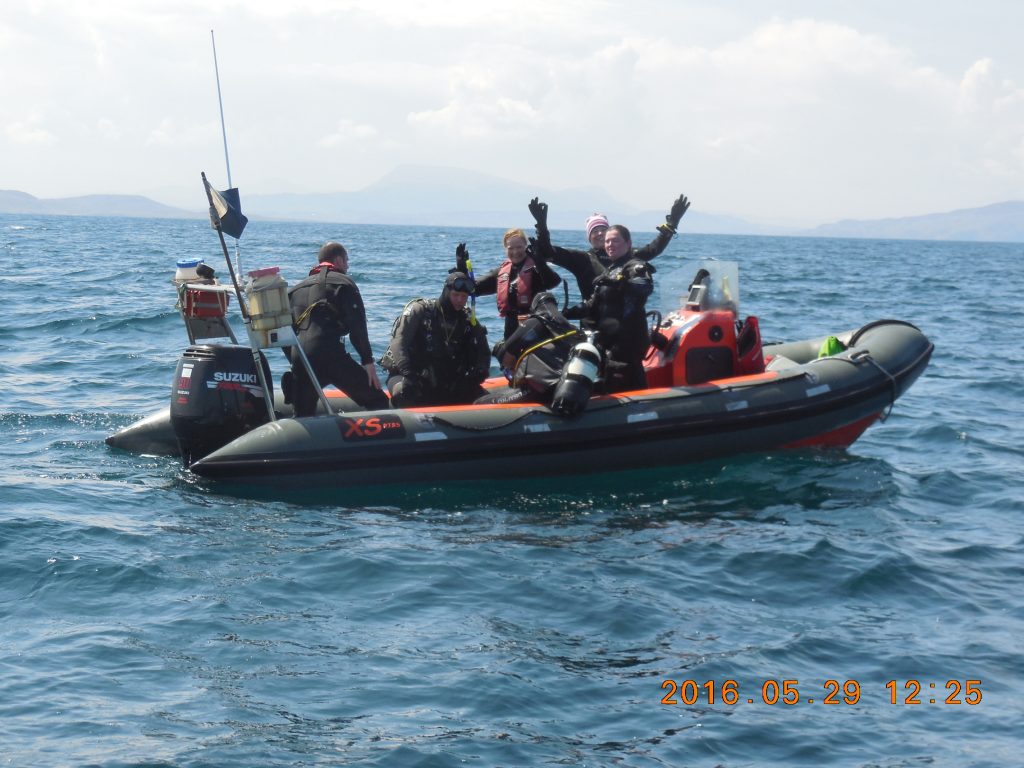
[379,271,491,408]
[475,291,583,406]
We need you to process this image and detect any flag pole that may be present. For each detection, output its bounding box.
[210,30,241,276]
[202,172,247,316]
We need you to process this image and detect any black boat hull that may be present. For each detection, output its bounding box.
[187,320,933,487]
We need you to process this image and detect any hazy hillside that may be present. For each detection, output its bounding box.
[804,201,1024,243]
[0,190,195,219]
[3,170,1022,242]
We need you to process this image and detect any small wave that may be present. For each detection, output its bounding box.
[0,411,142,431]
[839,551,952,603]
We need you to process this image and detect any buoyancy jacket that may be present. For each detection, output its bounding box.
[565,258,655,377]
[493,293,582,396]
[288,262,375,364]
[380,276,490,393]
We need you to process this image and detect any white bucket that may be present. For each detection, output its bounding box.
[174,259,203,285]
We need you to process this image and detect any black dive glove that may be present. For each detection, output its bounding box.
[528,197,548,229]
[454,242,469,274]
[563,303,587,320]
[658,194,691,235]
[527,237,544,260]
[529,196,553,247]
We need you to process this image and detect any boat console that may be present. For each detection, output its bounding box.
[644,260,765,387]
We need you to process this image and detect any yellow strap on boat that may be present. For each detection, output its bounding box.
[512,329,583,373]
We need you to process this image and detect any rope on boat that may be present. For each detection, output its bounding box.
[848,350,898,422]
[429,408,544,432]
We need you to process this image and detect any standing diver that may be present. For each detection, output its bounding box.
[286,241,389,416]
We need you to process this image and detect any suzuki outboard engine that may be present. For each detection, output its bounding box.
[550,340,601,418]
[169,344,273,466]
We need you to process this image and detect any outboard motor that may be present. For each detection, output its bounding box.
[169,344,273,466]
[550,340,601,418]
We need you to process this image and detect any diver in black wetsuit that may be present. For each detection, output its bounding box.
[287,241,390,416]
[476,291,582,405]
[379,272,490,408]
[564,225,655,393]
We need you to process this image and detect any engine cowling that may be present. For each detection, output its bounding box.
[169,344,272,465]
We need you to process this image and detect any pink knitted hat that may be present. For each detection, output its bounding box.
[585,213,610,238]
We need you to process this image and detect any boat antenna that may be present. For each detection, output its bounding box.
[210,30,241,276]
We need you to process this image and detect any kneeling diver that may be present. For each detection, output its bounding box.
[477,291,602,418]
[476,291,582,406]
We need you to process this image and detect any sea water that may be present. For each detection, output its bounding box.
[1,213,1022,767]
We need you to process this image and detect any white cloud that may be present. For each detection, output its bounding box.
[318,118,379,146]
[408,96,539,138]
[2,2,1023,221]
[958,58,998,114]
[406,54,542,140]
[5,119,56,145]
[958,57,1024,116]
[96,118,122,140]
[144,118,218,147]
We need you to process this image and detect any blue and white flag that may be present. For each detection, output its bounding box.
[204,178,248,239]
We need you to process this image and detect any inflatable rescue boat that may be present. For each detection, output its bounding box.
[106,258,934,489]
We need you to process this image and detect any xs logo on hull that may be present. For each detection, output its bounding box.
[339,416,406,440]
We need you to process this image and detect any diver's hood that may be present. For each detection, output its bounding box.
[530,291,562,320]
[440,271,475,310]
[529,290,572,331]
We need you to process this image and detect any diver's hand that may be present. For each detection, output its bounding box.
[363,362,383,390]
[455,242,469,274]
[658,194,691,234]
[528,197,548,229]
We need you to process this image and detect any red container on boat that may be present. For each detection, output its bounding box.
[183,288,229,319]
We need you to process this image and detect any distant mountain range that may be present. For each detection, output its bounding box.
[0,189,193,219]
[803,200,1024,242]
[3,166,1022,242]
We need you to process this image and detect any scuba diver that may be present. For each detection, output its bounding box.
[528,193,689,301]
[564,225,656,393]
[380,271,491,408]
[466,230,561,341]
[286,241,389,417]
[475,291,583,406]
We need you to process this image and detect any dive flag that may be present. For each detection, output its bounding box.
[204,179,248,239]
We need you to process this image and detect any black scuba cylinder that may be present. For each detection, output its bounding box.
[550,340,601,418]
[169,344,273,466]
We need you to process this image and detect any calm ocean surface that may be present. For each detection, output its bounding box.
[1,212,1022,767]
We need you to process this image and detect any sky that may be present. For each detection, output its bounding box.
[2,0,1022,226]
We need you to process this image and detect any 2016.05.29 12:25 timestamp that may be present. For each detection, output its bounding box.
[660,679,983,705]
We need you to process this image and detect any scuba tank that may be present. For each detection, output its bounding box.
[550,339,601,418]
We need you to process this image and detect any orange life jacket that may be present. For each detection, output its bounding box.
[496,258,535,317]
